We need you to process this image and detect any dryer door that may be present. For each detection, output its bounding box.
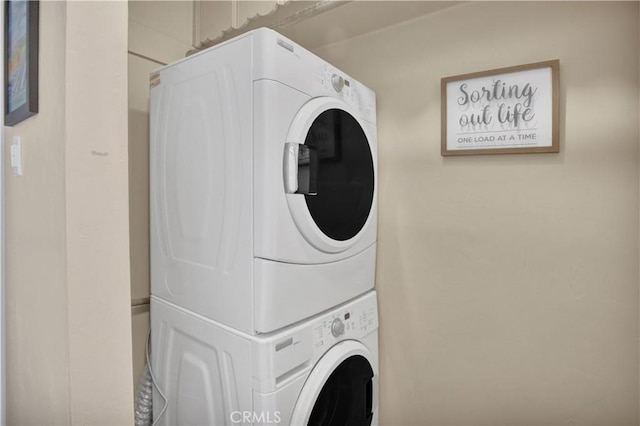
[284,98,376,254]
[290,341,377,426]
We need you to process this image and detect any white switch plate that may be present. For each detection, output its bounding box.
[10,136,22,176]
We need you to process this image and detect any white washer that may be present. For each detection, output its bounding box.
[150,28,378,334]
[151,291,379,426]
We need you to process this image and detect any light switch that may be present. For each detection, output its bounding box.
[10,136,22,176]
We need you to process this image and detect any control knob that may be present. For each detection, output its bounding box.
[331,318,345,337]
[331,74,345,92]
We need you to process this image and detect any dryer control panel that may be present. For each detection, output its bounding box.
[315,64,376,124]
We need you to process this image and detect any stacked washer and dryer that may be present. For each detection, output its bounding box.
[149,28,379,426]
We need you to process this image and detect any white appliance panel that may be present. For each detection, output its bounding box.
[150,36,254,332]
[151,28,378,334]
[252,31,377,125]
[252,79,314,262]
[151,297,253,426]
[254,244,376,333]
[151,291,378,426]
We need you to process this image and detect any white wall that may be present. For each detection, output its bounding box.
[314,2,639,424]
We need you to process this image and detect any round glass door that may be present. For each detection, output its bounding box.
[303,109,374,242]
[307,355,374,426]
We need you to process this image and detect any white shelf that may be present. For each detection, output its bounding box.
[190,1,462,55]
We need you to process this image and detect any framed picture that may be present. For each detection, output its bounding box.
[441,60,559,156]
[4,0,38,127]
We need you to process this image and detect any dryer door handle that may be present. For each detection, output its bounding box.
[284,143,318,195]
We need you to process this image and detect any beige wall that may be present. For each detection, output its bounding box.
[4,2,70,423]
[65,2,133,423]
[4,1,133,424]
[314,1,639,424]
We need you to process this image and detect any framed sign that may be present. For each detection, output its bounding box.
[441,60,559,156]
[4,0,38,127]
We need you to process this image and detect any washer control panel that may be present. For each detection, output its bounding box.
[311,293,378,355]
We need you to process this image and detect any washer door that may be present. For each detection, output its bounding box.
[290,341,376,426]
[284,98,376,254]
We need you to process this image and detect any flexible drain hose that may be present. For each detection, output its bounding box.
[134,329,168,426]
[134,366,153,426]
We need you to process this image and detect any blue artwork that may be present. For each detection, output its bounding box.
[7,0,28,113]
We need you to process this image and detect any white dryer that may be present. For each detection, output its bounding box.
[150,291,379,426]
[150,28,377,334]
